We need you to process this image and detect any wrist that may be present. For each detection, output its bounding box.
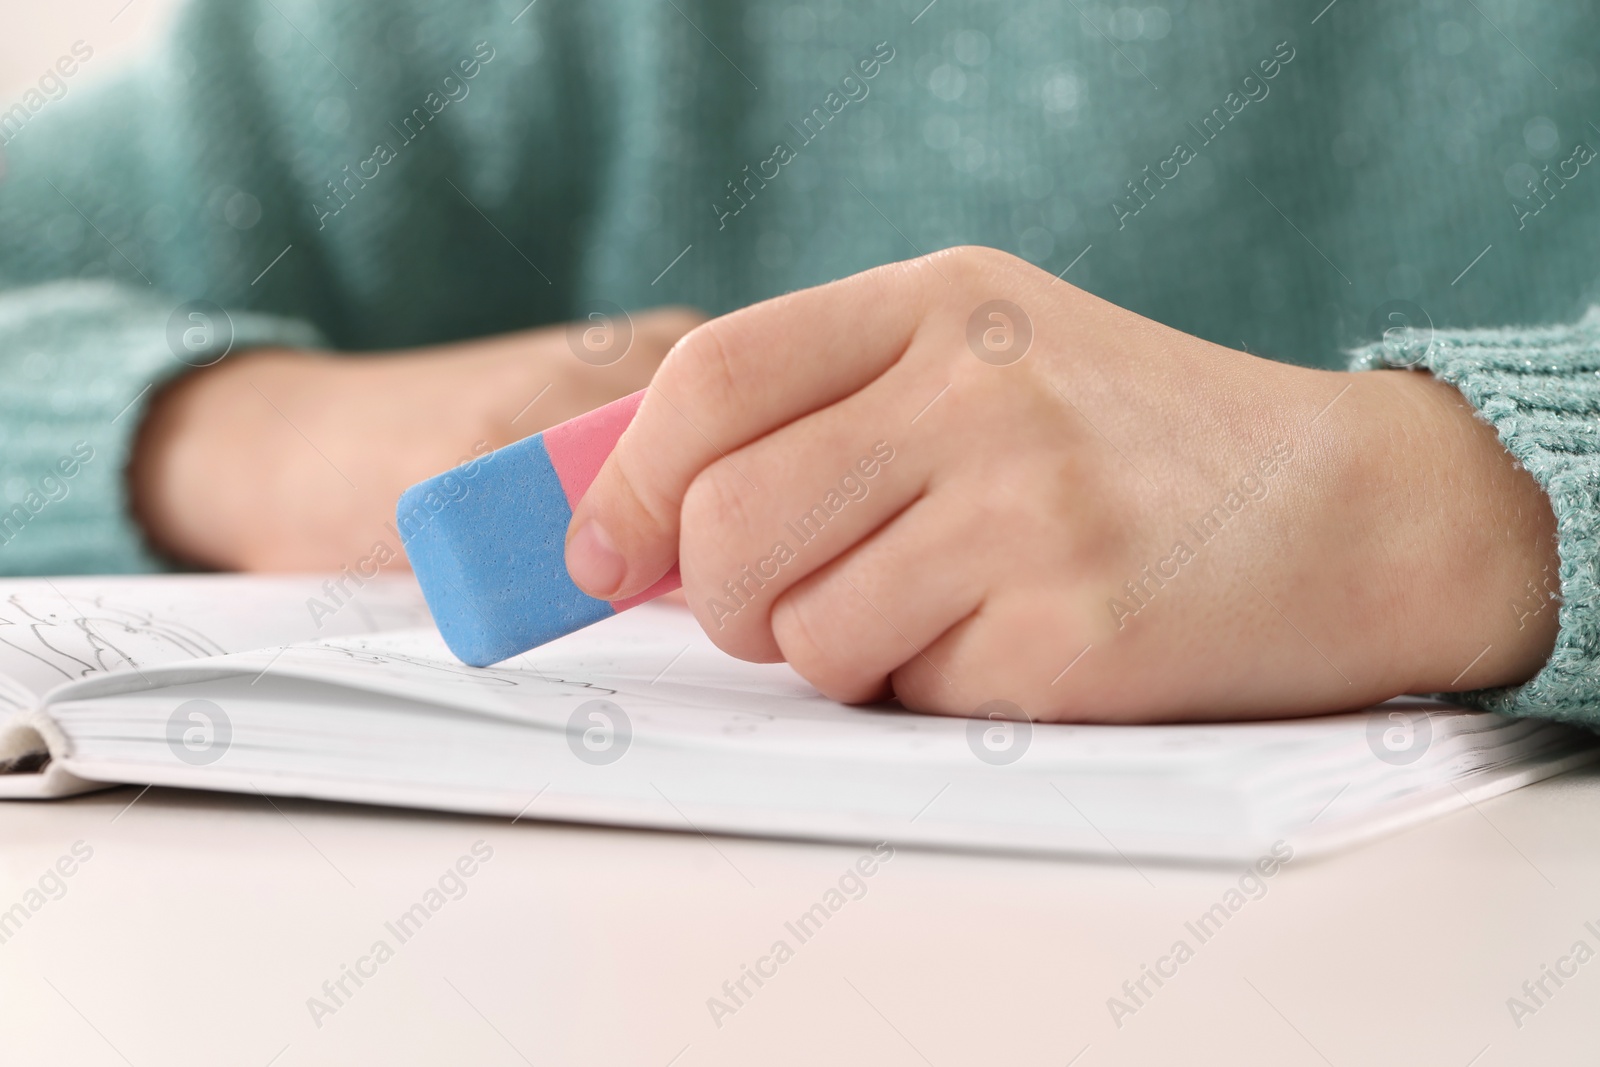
[129,348,319,568]
[1353,368,1560,694]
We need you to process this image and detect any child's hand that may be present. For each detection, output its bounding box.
[566,248,1560,722]
[133,308,704,572]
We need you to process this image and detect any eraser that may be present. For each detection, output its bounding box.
[398,389,680,666]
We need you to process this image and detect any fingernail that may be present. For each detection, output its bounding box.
[566,520,627,598]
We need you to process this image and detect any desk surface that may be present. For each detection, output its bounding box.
[1,768,1597,1066]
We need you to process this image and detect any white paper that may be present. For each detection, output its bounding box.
[18,587,1600,860]
[0,574,430,705]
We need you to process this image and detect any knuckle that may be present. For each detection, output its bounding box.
[659,317,745,421]
[942,351,1034,427]
[681,461,759,550]
[771,590,872,700]
[687,582,765,660]
[679,468,775,657]
[888,660,966,715]
[941,243,1027,284]
[769,595,826,671]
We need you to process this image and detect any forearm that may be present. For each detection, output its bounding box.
[130,311,699,572]
[131,342,533,570]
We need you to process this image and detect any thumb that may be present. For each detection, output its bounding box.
[561,388,683,600]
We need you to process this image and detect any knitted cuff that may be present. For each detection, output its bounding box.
[1349,306,1600,726]
[0,280,325,575]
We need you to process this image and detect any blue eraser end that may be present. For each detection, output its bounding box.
[397,390,680,666]
[396,435,612,666]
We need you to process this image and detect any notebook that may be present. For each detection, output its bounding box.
[0,575,1592,862]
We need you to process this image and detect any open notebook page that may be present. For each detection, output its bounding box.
[33,602,1597,859]
[44,603,1540,764]
[0,574,430,713]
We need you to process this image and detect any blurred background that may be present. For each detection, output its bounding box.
[0,0,177,98]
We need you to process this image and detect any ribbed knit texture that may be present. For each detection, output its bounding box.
[1351,311,1600,726]
[2,0,1599,718]
[0,282,323,571]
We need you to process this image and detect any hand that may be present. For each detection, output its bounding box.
[564,248,1559,722]
[132,307,704,572]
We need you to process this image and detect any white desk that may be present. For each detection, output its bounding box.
[1,769,1597,1065]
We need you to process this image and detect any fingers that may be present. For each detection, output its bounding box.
[531,305,708,437]
[565,258,940,600]
[609,306,708,386]
[677,367,932,661]
[889,590,1095,717]
[764,493,990,704]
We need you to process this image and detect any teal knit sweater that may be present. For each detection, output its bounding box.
[2,0,1599,723]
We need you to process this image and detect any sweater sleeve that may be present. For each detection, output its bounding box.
[1349,308,1600,727]
[0,0,540,576]
[0,1,348,575]
[0,282,323,574]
